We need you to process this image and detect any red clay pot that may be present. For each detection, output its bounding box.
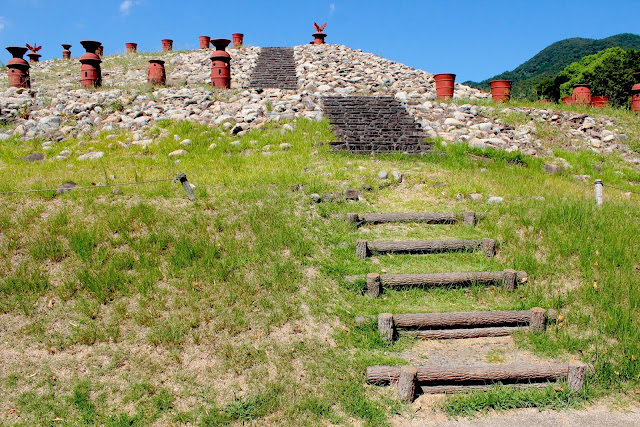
[232,33,244,47]
[126,43,137,54]
[590,96,609,109]
[210,39,231,89]
[27,53,41,63]
[433,73,456,100]
[572,84,591,106]
[199,36,211,49]
[312,32,326,45]
[631,72,640,113]
[162,39,173,51]
[62,44,72,59]
[80,40,102,88]
[148,60,166,86]
[561,96,573,106]
[490,79,513,102]
[6,46,30,88]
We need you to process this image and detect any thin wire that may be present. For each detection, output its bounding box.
[0,178,175,195]
[603,183,640,196]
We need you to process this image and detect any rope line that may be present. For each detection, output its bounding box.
[602,183,640,196]
[0,178,175,195]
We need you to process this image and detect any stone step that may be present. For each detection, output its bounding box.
[322,96,431,154]
[248,47,298,90]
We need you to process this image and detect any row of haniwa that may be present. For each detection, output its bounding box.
[433,73,640,111]
[5,37,239,90]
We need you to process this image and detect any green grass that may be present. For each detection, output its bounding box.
[0,114,639,425]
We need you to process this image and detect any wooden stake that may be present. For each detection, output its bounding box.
[378,313,395,342]
[481,238,496,258]
[503,269,517,290]
[366,273,381,297]
[398,366,418,403]
[355,240,369,259]
[174,173,196,201]
[567,361,587,392]
[529,307,547,332]
[463,211,476,226]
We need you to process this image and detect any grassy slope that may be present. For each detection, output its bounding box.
[0,99,639,425]
[465,33,640,99]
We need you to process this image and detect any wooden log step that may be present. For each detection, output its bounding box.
[378,308,551,341]
[356,238,495,259]
[346,211,485,227]
[366,361,588,401]
[354,270,527,296]
[419,382,554,394]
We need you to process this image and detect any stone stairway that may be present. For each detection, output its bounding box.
[322,96,431,154]
[248,47,298,90]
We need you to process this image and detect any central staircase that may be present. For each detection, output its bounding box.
[248,47,298,90]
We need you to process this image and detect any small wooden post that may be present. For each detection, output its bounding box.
[346,213,360,224]
[594,179,603,206]
[175,173,196,201]
[463,211,476,227]
[397,366,418,403]
[529,307,547,332]
[366,273,381,297]
[379,313,395,341]
[356,240,369,259]
[481,238,496,258]
[567,361,587,392]
[503,269,517,290]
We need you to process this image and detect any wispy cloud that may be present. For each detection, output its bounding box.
[119,0,138,15]
[329,3,336,15]
[0,17,8,32]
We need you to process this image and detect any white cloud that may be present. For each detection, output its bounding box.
[0,17,8,32]
[329,3,336,15]
[119,0,135,15]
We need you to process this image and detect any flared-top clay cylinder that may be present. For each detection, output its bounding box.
[79,40,102,89]
[490,79,513,102]
[232,33,244,47]
[562,96,573,106]
[631,72,640,113]
[434,73,456,100]
[312,32,326,45]
[148,60,166,86]
[162,39,173,51]
[126,43,137,54]
[27,53,41,63]
[62,44,72,59]
[6,46,30,88]
[572,84,591,106]
[590,96,609,109]
[210,38,231,89]
[199,36,211,49]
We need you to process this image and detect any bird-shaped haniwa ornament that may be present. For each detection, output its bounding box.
[314,22,327,33]
[26,43,42,53]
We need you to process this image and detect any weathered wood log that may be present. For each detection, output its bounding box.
[378,313,395,342]
[407,326,525,340]
[380,270,526,290]
[420,382,553,394]
[366,273,381,297]
[398,366,418,403]
[356,238,496,259]
[391,310,534,329]
[366,363,572,385]
[346,211,485,227]
[530,307,547,332]
[568,361,588,392]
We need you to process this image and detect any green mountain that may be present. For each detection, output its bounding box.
[465,33,640,99]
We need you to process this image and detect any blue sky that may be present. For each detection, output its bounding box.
[1,0,639,82]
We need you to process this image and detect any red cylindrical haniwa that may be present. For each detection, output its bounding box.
[590,96,609,109]
[433,73,456,100]
[126,43,137,54]
[312,32,326,45]
[572,84,591,106]
[79,40,102,89]
[148,60,166,86]
[561,96,573,106]
[232,33,244,47]
[62,44,72,60]
[490,79,513,102]
[210,39,231,89]
[162,39,173,51]
[27,53,41,63]
[631,72,640,113]
[199,36,211,49]
[6,46,31,89]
